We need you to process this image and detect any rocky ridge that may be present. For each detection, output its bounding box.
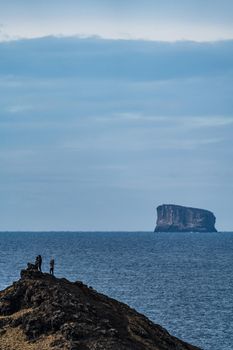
[0,266,201,350]
[154,204,217,232]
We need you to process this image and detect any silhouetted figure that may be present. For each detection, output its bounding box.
[38,255,42,272]
[50,258,55,275]
[35,256,39,270]
[27,262,37,271]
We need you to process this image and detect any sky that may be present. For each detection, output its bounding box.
[0,1,233,231]
[1,0,233,42]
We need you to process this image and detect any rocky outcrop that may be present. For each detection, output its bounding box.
[154,204,217,232]
[0,266,201,350]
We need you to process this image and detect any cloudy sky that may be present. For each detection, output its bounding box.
[0,1,233,230]
[1,0,233,41]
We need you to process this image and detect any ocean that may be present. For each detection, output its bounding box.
[0,231,233,350]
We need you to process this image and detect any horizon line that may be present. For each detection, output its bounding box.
[0,230,231,233]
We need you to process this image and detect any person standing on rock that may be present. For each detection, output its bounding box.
[35,256,39,270]
[50,258,55,275]
[35,255,42,272]
[38,255,42,272]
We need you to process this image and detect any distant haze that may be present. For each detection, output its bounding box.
[0,1,232,231]
[1,0,233,42]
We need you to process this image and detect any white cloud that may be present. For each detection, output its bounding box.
[1,19,233,42]
[94,113,233,129]
[5,105,34,113]
[170,116,232,130]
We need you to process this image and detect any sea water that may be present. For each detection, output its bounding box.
[0,231,233,350]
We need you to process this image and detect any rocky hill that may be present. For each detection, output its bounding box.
[154,204,217,232]
[0,266,201,350]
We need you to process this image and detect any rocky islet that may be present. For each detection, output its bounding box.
[154,204,217,232]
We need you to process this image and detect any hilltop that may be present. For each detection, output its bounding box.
[0,266,201,350]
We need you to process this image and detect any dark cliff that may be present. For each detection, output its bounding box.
[0,267,201,350]
[154,204,217,232]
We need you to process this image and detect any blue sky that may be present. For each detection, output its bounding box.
[0,1,233,230]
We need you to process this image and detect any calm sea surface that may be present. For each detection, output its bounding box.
[0,231,233,350]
